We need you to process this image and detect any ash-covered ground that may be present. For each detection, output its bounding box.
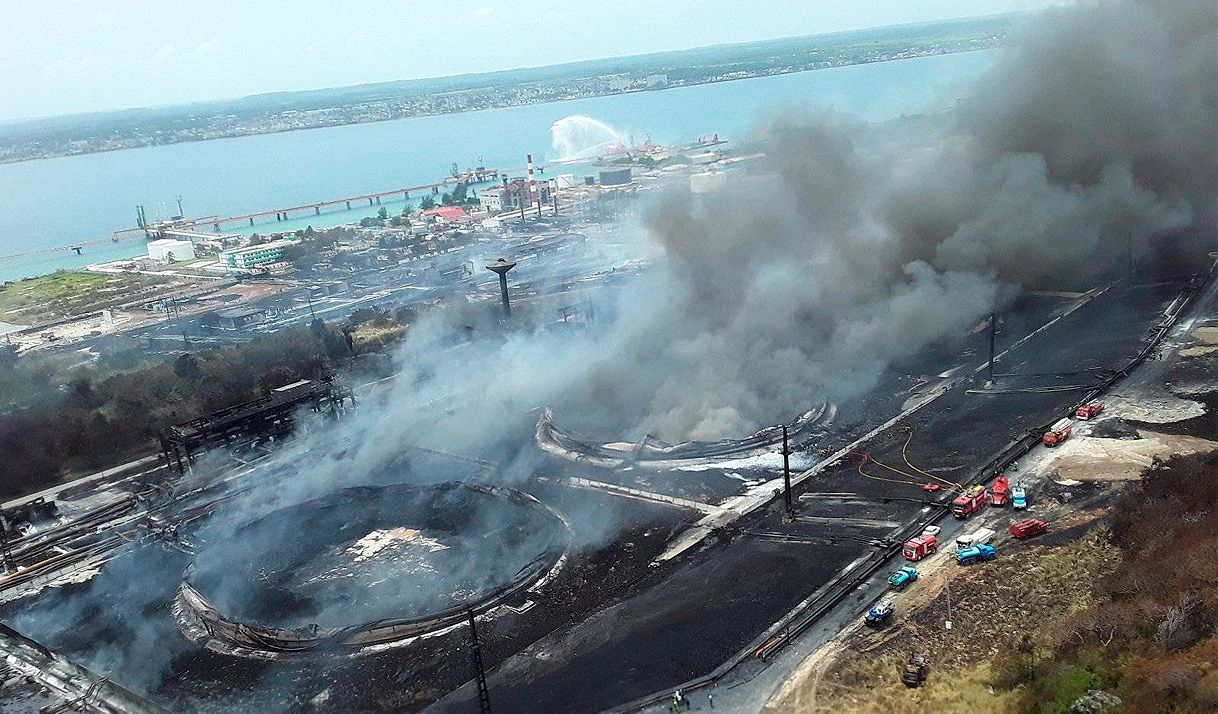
[187,483,568,630]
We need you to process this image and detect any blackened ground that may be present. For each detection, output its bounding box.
[554,294,1072,509]
[428,281,1185,714]
[212,487,686,713]
[186,483,566,629]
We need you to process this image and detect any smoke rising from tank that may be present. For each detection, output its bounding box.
[11,0,1215,698]
[611,0,1215,439]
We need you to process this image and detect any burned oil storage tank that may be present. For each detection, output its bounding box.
[174,482,570,657]
[598,167,632,186]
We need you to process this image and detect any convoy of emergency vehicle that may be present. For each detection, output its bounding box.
[865,402,1112,687]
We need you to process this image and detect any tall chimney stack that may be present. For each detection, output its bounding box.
[527,154,540,214]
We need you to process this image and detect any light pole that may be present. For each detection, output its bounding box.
[945,578,953,631]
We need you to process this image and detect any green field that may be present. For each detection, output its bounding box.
[0,270,173,325]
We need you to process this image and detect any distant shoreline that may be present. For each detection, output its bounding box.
[0,45,1004,166]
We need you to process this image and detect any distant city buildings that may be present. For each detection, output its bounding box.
[0,20,1013,164]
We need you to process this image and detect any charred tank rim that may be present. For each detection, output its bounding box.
[173,481,571,658]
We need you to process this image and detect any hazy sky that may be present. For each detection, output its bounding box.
[0,0,1066,121]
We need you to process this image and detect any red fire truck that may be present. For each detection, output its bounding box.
[902,534,938,562]
[951,485,988,518]
[1075,401,1105,420]
[990,475,1010,507]
[1042,418,1074,447]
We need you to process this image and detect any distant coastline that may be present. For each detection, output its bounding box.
[0,15,1017,165]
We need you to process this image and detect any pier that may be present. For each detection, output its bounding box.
[174,167,502,233]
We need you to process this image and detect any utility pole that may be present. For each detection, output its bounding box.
[306,292,317,321]
[166,298,188,345]
[985,312,996,389]
[467,609,492,714]
[944,578,953,631]
[782,425,793,517]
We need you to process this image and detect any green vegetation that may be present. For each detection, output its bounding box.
[0,270,174,325]
[0,312,407,499]
[994,454,1218,714]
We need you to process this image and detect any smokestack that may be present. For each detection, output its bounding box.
[486,257,517,317]
[527,154,540,215]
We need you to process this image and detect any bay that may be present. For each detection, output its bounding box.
[0,50,997,282]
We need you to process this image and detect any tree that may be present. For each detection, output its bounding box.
[419,196,436,210]
[377,206,388,220]
[173,353,201,379]
[0,344,17,370]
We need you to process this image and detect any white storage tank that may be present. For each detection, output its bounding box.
[147,238,196,262]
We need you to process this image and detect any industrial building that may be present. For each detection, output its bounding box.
[599,167,632,186]
[220,238,297,271]
[479,178,552,214]
[210,306,268,330]
[147,238,196,263]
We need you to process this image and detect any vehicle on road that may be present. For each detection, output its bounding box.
[903,534,938,561]
[1009,518,1048,539]
[901,653,930,688]
[921,525,941,536]
[955,527,997,550]
[951,485,988,518]
[991,475,1010,506]
[956,543,998,565]
[1012,483,1028,509]
[1043,418,1074,446]
[887,565,919,590]
[865,599,895,626]
[1075,401,1105,420]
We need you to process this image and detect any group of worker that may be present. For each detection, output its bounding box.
[669,689,714,711]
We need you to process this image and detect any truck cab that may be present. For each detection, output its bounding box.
[1043,418,1074,447]
[951,485,988,518]
[1075,401,1105,420]
[1012,483,1028,510]
[990,475,1010,506]
[865,599,895,626]
[887,565,919,590]
[903,534,938,561]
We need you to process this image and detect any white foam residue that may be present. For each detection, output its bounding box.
[348,528,448,563]
[677,452,816,472]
